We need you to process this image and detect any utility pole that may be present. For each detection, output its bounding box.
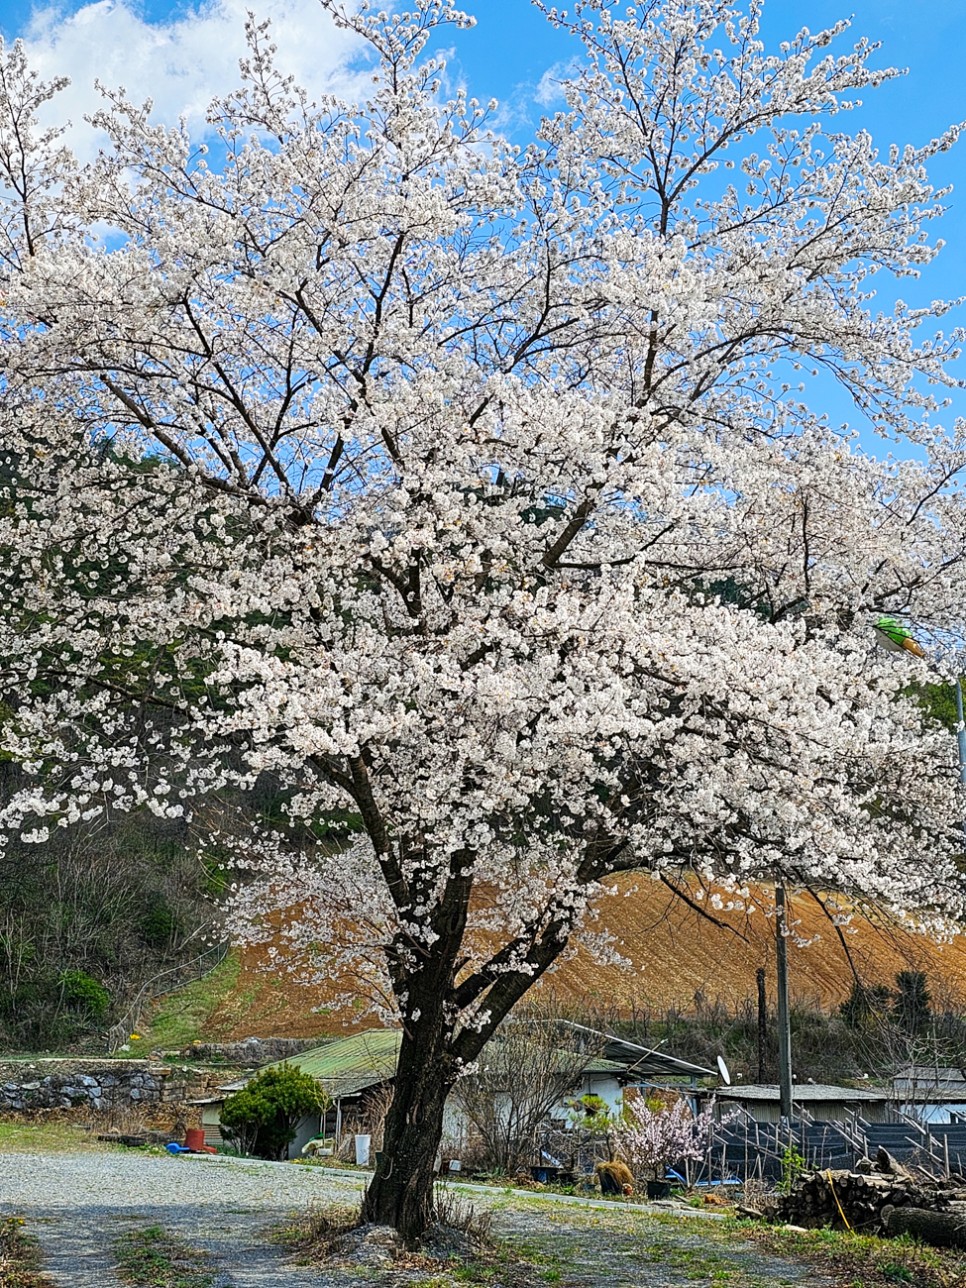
[756,966,767,1083]
[775,885,794,1122]
[954,679,966,794]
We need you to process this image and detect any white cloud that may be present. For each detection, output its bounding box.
[12,0,370,159]
[534,58,579,107]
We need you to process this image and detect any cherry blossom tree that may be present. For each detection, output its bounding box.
[2,0,966,1241]
[618,1095,719,1184]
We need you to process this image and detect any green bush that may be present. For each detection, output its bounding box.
[839,981,891,1029]
[58,969,111,1019]
[220,1065,330,1160]
[894,970,932,1035]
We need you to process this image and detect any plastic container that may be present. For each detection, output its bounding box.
[184,1128,206,1151]
[354,1134,371,1166]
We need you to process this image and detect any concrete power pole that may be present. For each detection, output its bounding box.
[775,885,794,1123]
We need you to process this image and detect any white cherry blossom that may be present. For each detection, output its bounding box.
[0,0,965,1240]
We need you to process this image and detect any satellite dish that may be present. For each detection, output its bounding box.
[716,1055,731,1086]
[873,617,926,658]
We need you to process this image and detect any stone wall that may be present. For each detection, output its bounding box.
[173,1036,321,1064]
[0,1059,227,1113]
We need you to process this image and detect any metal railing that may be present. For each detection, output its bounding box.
[106,943,229,1053]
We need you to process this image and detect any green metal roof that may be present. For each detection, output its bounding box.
[263,1028,628,1099]
[264,1029,401,1099]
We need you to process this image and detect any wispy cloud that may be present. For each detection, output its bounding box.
[12,0,369,159]
[534,58,580,107]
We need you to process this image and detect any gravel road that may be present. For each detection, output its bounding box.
[0,1151,829,1287]
[1,1152,363,1287]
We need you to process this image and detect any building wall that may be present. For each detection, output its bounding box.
[717,1097,890,1124]
[900,1100,966,1125]
[289,1112,327,1159]
[200,1104,225,1147]
[207,1073,625,1160]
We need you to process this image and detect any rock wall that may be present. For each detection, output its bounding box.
[173,1036,321,1064]
[0,1059,223,1112]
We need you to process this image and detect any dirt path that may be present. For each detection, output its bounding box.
[24,1204,335,1288]
[0,1151,831,1287]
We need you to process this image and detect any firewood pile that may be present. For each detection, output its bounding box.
[743,1148,966,1245]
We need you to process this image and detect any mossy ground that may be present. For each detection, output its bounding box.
[139,952,242,1049]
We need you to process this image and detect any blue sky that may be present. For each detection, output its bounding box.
[2,0,961,169]
[2,0,964,441]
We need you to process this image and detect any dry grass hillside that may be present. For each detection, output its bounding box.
[162,881,966,1042]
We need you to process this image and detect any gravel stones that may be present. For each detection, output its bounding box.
[0,1150,831,1287]
[1,1152,363,1288]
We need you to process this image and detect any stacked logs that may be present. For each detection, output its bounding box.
[745,1149,966,1246]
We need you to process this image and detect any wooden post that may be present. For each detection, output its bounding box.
[756,966,767,1083]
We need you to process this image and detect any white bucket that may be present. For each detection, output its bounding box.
[354,1133,371,1166]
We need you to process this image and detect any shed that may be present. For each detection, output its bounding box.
[196,1029,400,1156]
[198,1026,638,1158]
[892,1065,966,1124]
[704,1082,892,1124]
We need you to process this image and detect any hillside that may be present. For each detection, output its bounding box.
[149,881,966,1043]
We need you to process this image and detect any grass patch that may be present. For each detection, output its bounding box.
[0,1216,56,1288]
[0,1121,105,1154]
[747,1220,966,1288]
[113,1225,217,1288]
[140,952,241,1049]
[484,1205,810,1287]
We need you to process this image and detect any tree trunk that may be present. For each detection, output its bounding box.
[882,1204,966,1249]
[362,1008,455,1245]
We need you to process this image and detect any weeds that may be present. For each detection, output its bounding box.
[272,1202,363,1258]
[0,1216,55,1288]
[0,1120,99,1154]
[434,1185,493,1243]
[745,1220,966,1288]
[112,1225,218,1288]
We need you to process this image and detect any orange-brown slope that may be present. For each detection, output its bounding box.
[200,882,966,1040]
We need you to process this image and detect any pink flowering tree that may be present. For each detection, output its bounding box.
[1,0,966,1243]
[618,1096,719,1184]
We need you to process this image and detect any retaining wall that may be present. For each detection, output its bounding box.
[0,1059,221,1112]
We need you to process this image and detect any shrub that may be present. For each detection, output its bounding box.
[58,969,111,1019]
[839,981,892,1029]
[220,1065,330,1160]
[894,971,932,1035]
[139,894,179,947]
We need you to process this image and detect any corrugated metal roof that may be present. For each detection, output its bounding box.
[262,1029,401,1099]
[715,1083,890,1102]
[259,1028,629,1099]
[558,1021,715,1078]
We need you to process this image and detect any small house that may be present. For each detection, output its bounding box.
[196,1025,677,1160]
[196,1028,400,1156]
[892,1064,966,1124]
[705,1082,892,1124]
